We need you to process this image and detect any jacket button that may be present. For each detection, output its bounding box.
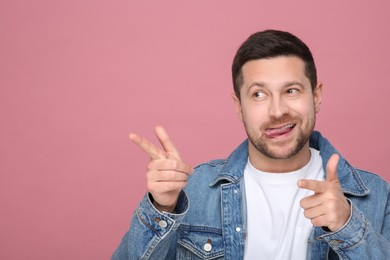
[204,243,212,252]
[158,220,167,228]
[236,227,241,232]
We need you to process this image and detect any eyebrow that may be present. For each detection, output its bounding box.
[247,80,305,91]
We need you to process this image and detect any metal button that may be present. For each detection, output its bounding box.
[236,227,241,232]
[158,220,167,228]
[329,240,339,246]
[203,243,212,252]
[234,189,238,194]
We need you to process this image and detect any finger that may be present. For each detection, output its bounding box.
[147,170,190,182]
[148,181,188,194]
[326,153,340,183]
[300,194,322,209]
[309,215,328,228]
[303,206,326,220]
[298,179,329,193]
[155,126,182,160]
[129,133,166,160]
[148,159,194,175]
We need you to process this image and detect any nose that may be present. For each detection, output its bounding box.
[269,96,289,118]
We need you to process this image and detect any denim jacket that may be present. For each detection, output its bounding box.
[112,131,390,259]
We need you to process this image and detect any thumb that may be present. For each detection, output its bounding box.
[326,153,340,182]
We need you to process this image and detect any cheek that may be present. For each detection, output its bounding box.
[241,106,267,127]
[292,100,316,117]
[297,107,316,128]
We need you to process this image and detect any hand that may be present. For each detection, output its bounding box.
[129,126,193,213]
[298,154,351,231]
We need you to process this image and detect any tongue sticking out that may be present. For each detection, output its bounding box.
[265,125,294,138]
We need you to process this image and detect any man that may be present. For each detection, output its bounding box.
[112,30,390,259]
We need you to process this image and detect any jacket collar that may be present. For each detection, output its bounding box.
[309,131,369,196]
[210,131,369,196]
[209,140,249,186]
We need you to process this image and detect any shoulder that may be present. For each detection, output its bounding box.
[183,158,230,196]
[195,159,226,169]
[355,168,390,192]
[184,140,248,189]
[189,159,226,181]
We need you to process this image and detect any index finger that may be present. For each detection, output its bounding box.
[298,179,329,193]
[129,133,166,160]
[155,126,182,161]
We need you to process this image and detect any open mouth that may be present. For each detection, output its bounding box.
[264,124,295,138]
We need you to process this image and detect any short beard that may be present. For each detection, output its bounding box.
[245,114,315,160]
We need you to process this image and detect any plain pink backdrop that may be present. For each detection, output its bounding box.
[1,1,389,259]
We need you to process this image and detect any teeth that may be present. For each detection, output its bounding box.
[268,124,294,130]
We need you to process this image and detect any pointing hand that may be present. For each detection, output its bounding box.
[129,126,193,213]
[298,154,351,231]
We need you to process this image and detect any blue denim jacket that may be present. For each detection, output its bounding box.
[112,131,390,259]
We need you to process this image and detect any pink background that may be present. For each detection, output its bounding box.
[1,1,389,259]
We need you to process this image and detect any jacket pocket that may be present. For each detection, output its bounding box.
[177,225,224,259]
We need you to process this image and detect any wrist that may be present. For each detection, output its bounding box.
[148,193,176,213]
[153,201,176,213]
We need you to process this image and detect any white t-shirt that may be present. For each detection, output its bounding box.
[243,148,324,260]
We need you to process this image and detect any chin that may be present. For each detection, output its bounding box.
[265,149,300,160]
[256,140,305,160]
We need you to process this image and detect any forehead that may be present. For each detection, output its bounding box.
[241,56,309,87]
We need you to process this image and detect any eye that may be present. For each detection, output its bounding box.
[253,91,266,99]
[286,88,299,95]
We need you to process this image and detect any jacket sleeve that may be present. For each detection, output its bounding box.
[317,192,390,259]
[111,191,189,260]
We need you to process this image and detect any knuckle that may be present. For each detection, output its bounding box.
[146,182,155,192]
[157,150,166,159]
[185,164,193,173]
[171,160,178,169]
[179,181,188,189]
[146,171,154,180]
[147,160,160,171]
[311,218,321,227]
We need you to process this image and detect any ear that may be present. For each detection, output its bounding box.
[231,93,243,122]
[313,82,323,113]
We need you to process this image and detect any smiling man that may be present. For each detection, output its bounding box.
[233,56,320,172]
[112,30,390,259]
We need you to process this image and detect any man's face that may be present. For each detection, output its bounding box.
[233,56,322,161]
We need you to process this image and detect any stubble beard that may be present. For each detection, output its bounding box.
[245,114,316,160]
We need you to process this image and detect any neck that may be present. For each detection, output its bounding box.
[248,142,311,173]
